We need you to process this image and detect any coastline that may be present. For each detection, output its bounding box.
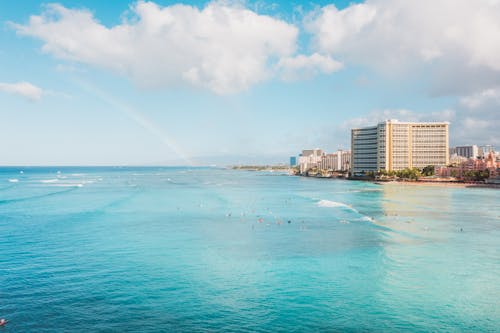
[232,168,500,189]
[294,173,500,189]
[374,180,500,189]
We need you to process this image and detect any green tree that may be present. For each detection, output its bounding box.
[461,170,490,181]
[422,165,435,176]
[395,167,421,180]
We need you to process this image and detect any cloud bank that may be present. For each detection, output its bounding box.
[306,0,500,95]
[302,0,500,145]
[277,53,342,81]
[13,0,500,97]
[0,82,43,101]
[13,1,337,94]
[10,0,499,145]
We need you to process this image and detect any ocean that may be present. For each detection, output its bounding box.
[0,167,499,332]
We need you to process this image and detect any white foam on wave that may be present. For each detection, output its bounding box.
[360,216,375,222]
[40,179,59,183]
[317,200,376,223]
[50,183,84,187]
[8,178,19,183]
[317,200,353,210]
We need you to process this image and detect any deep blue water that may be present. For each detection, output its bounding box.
[0,167,499,332]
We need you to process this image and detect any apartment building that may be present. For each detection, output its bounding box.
[351,120,449,174]
[318,150,351,171]
[450,145,479,159]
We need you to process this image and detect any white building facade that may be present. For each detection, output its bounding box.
[318,150,351,171]
[298,148,323,173]
[351,120,449,174]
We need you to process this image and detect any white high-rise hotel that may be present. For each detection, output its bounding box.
[351,120,449,174]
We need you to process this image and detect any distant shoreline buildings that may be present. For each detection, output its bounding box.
[291,148,350,176]
[450,144,496,160]
[291,119,499,183]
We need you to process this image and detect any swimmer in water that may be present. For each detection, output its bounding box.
[0,319,7,326]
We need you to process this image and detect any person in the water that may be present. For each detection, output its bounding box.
[0,318,7,326]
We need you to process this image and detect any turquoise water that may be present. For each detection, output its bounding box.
[0,167,499,332]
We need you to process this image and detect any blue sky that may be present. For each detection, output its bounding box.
[1,0,499,165]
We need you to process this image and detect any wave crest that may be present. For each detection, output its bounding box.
[40,179,59,183]
[317,200,375,223]
[317,200,352,209]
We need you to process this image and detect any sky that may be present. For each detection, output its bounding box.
[0,0,499,166]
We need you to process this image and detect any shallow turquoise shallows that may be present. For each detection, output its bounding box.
[0,167,499,332]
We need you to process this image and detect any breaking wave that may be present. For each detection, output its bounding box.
[317,200,356,211]
[317,200,375,223]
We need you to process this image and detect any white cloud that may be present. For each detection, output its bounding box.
[460,87,500,109]
[277,53,343,81]
[0,81,43,101]
[305,3,376,55]
[455,88,500,145]
[306,0,500,95]
[13,1,300,94]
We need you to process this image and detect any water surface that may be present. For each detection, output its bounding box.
[0,167,499,332]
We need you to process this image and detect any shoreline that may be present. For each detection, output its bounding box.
[232,169,500,189]
[294,173,500,189]
[374,180,500,189]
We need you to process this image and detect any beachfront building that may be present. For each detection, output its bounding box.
[319,151,351,171]
[351,120,449,174]
[450,154,468,165]
[436,151,499,180]
[319,153,335,171]
[339,150,351,171]
[298,148,323,173]
[297,149,350,174]
[481,145,495,156]
[450,145,480,159]
[351,125,379,174]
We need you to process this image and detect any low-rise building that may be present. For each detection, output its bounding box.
[436,151,499,180]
